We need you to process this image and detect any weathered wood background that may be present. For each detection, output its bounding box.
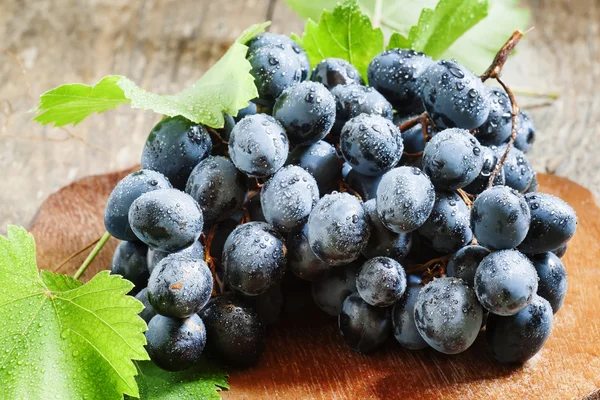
[1,0,599,231]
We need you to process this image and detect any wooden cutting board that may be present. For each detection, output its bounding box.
[29,171,600,399]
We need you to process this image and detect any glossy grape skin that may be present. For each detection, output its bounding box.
[247,32,310,80]
[525,173,539,193]
[376,167,436,233]
[367,49,433,114]
[147,240,205,275]
[474,250,538,316]
[417,191,473,254]
[552,243,568,258]
[307,192,370,266]
[422,128,484,190]
[395,115,427,154]
[476,88,512,146]
[311,261,361,316]
[141,116,212,189]
[273,81,336,145]
[287,140,341,193]
[104,170,172,241]
[529,252,567,313]
[392,275,428,350]
[446,245,491,287]
[471,186,531,250]
[228,114,289,178]
[247,45,303,106]
[338,293,391,353]
[110,241,149,292]
[362,199,412,261]
[356,257,407,307]
[512,111,536,153]
[185,156,248,226]
[146,314,206,371]
[310,58,364,89]
[200,292,266,367]
[135,288,157,324]
[222,222,287,295]
[288,224,331,281]
[414,277,483,354]
[261,165,319,232]
[238,283,284,326]
[486,294,553,364]
[463,145,505,195]
[492,145,535,193]
[234,102,257,122]
[344,167,383,201]
[340,114,403,176]
[518,193,577,254]
[331,84,393,135]
[128,189,204,253]
[147,253,213,318]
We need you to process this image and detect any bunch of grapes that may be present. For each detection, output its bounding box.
[105,32,577,371]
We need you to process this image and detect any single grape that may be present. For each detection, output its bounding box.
[331,84,393,135]
[146,314,206,371]
[392,275,428,350]
[362,199,412,261]
[492,145,534,193]
[529,252,567,313]
[228,114,289,178]
[340,114,403,176]
[234,102,257,122]
[273,81,336,145]
[135,288,157,324]
[338,292,391,353]
[394,115,427,154]
[307,192,370,266]
[474,250,538,316]
[446,245,491,287]
[376,166,436,233]
[185,156,248,226]
[238,283,284,326]
[147,253,213,318]
[417,191,473,254]
[476,88,513,145]
[128,189,203,252]
[141,116,212,189]
[552,243,568,258]
[104,169,172,241]
[147,240,204,275]
[287,140,341,193]
[247,32,310,81]
[518,192,577,254]
[310,58,364,89]
[200,292,266,367]
[462,145,505,195]
[470,186,531,250]
[222,222,286,295]
[414,277,483,354]
[419,60,491,129]
[367,49,433,114]
[486,294,553,364]
[311,260,361,316]
[261,165,319,232]
[218,113,236,142]
[512,111,536,153]
[288,224,331,281]
[344,167,383,201]
[110,241,149,293]
[356,257,407,307]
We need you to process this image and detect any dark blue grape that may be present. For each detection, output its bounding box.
[552,243,568,258]
[362,199,412,261]
[104,169,172,241]
[474,250,538,316]
[512,111,536,153]
[376,166,436,233]
[525,173,539,193]
[228,114,289,178]
[185,156,248,226]
[356,257,407,307]
[273,81,336,145]
[200,292,266,367]
[146,314,206,371]
[331,84,393,135]
[247,32,310,81]
[147,240,204,275]
[245,194,266,223]
[392,275,428,350]
[135,288,157,324]
[235,102,257,122]
[238,283,284,326]
[111,241,149,292]
[492,145,534,193]
[476,88,512,146]
[395,115,427,154]
[414,277,483,354]
[310,58,364,89]
[307,192,370,266]
[518,192,577,254]
[261,165,319,232]
[422,128,484,190]
[486,294,553,364]
[128,189,203,252]
[338,292,391,353]
[218,113,236,143]
[419,60,491,129]
[446,245,490,287]
[529,252,567,313]
[471,186,531,250]
[288,224,331,281]
[368,49,433,114]
[222,222,286,295]
[141,116,212,189]
[311,261,361,316]
[287,140,341,193]
[340,114,403,176]
[462,145,505,195]
[344,167,383,201]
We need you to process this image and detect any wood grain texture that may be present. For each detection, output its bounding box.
[29,172,600,399]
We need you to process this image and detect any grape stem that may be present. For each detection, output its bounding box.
[202,225,223,296]
[456,189,474,208]
[54,235,102,273]
[73,231,112,280]
[406,254,452,283]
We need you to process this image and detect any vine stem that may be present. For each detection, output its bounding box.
[73,231,112,280]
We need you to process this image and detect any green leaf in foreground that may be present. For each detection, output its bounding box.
[0,226,148,400]
[132,360,229,400]
[291,0,384,82]
[236,21,272,44]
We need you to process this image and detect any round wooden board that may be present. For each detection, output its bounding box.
[29,172,600,399]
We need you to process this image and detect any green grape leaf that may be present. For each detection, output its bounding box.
[236,21,272,44]
[131,360,229,400]
[291,0,384,82]
[0,226,149,400]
